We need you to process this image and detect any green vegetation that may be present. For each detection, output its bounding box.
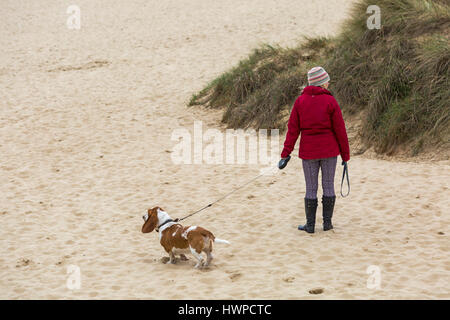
[189,0,449,155]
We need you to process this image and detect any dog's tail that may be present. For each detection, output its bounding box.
[214,238,230,245]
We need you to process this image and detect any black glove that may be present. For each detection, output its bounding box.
[278,155,291,169]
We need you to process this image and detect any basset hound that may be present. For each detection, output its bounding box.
[142,206,230,268]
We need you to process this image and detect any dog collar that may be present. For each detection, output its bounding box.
[156,219,174,232]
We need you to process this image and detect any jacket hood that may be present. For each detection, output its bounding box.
[302,85,332,96]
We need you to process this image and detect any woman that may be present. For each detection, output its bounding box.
[280,66,350,233]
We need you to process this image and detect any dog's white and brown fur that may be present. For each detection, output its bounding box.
[142,206,229,268]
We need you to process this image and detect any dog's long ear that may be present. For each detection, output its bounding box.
[142,208,158,233]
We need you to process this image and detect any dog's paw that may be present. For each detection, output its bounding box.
[179,254,189,261]
[160,257,170,264]
[193,260,210,269]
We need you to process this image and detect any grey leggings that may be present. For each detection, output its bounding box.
[302,157,337,199]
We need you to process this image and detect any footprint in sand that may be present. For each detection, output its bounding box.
[14,287,26,294]
[227,271,242,281]
[142,259,153,264]
[309,288,324,294]
[16,258,32,268]
[318,255,333,262]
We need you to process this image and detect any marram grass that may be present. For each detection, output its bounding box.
[189,0,449,155]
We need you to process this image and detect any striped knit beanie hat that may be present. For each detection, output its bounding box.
[307,66,330,86]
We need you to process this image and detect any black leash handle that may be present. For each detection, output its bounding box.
[340,161,350,197]
[278,155,291,169]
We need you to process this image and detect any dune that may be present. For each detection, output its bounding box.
[0,0,448,299]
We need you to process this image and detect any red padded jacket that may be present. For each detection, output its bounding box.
[281,86,350,162]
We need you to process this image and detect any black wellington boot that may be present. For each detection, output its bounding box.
[298,198,318,233]
[322,196,336,231]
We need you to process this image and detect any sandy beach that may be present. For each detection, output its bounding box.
[1,0,449,299]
